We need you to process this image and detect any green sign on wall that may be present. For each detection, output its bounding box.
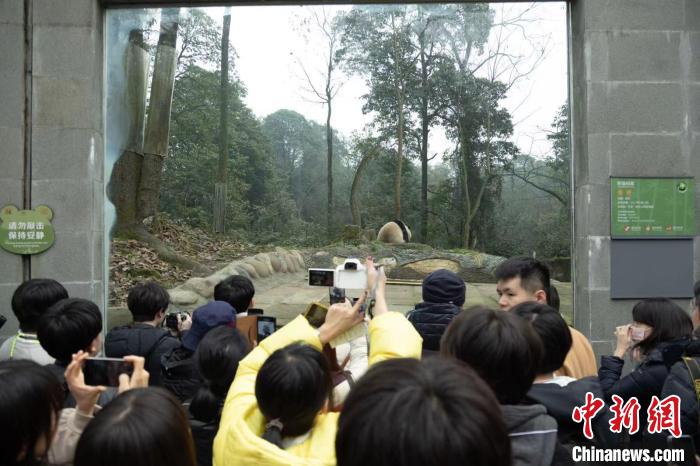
[0,205,55,255]
[611,178,694,237]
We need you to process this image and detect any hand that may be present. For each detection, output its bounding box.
[118,355,150,393]
[318,295,366,345]
[65,351,105,416]
[365,257,386,291]
[178,313,192,332]
[614,324,631,358]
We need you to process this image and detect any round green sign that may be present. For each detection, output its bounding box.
[678,182,688,193]
[0,205,55,255]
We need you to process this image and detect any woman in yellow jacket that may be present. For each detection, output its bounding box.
[213,258,423,466]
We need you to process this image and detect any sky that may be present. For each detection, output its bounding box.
[213,2,569,160]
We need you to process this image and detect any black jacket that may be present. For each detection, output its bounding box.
[661,339,700,446]
[599,338,689,444]
[161,346,202,402]
[185,400,224,466]
[406,302,461,352]
[104,323,180,386]
[526,377,620,448]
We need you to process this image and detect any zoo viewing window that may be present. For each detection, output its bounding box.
[104,3,571,326]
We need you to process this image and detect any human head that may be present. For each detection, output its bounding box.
[181,301,236,352]
[422,269,466,307]
[631,298,693,356]
[512,302,572,375]
[0,360,64,466]
[255,343,333,448]
[11,279,68,333]
[127,282,170,323]
[37,298,102,364]
[189,327,250,422]
[441,306,543,404]
[214,275,255,314]
[495,257,551,310]
[691,280,700,329]
[75,388,196,466]
[336,358,510,466]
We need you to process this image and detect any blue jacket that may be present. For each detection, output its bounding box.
[406,302,461,352]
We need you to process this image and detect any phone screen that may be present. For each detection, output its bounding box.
[84,358,134,387]
[304,303,328,328]
[308,269,334,287]
[667,435,696,466]
[257,317,277,342]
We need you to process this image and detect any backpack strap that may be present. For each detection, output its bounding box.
[682,356,700,402]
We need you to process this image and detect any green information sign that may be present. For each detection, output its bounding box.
[611,178,694,237]
[0,205,55,255]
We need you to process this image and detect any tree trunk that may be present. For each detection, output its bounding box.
[395,99,404,219]
[419,47,429,243]
[138,8,180,221]
[214,11,231,234]
[325,82,333,237]
[109,29,149,237]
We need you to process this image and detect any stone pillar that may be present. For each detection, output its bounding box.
[0,0,105,338]
[570,0,700,356]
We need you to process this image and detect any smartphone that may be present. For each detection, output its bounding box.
[667,435,696,466]
[308,269,334,287]
[257,316,277,342]
[247,308,264,316]
[83,357,134,387]
[304,302,328,328]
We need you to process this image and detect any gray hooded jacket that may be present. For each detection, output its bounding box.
[503,404,562,466]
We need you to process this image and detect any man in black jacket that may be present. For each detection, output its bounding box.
[105,282,188,386]
[407,269,465,355]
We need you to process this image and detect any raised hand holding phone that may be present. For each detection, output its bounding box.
[65,351,106,416]
[118,355,149,393]
[318,294,366,346]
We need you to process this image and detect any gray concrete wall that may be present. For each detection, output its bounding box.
[570,0,700,357]
[0,0,104,338]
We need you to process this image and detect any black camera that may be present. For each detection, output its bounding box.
[165,312,188,331]
[329,287,346,305]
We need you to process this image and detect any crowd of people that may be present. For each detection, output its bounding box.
[1,255,700,465]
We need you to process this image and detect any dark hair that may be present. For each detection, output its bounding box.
[127,282,170,322]
[441,306,543,404]
[548,284,560,311]
[494,256,551,297]
[255,343,333,448]
[37,298,102,364]
[0,360,64,466]
[336,358,511,466]
[214,276,255,313]
[189,327,250,422]
[75,388,196,466]
[11,279,68,333]
[512,302,572,375]
[632,298,693,355]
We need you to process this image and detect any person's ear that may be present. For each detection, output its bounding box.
[89,335,101,356]
[535,290,547,304]
[249,298,255,310]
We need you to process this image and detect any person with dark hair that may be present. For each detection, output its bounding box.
[406,269,465,355]
[187,327,250,466]
[441,306,571,466]
[36,298,117,408]
[213,257,422,466]
[214,276,255,315]
[601,298,692,443]
[514,303,618,448]
[161,301,236,402]
[661,282,700,447]
[0,359,64,465]
[336,357,511,466]
[0,278,68,364]
[495,256,597,379]
[105,282,187,386]
[74,387,197,466]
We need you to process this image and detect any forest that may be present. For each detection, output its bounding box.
[106,4,570,270]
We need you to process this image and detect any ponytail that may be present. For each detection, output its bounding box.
[261,419,284,448]
[188,382,221,422]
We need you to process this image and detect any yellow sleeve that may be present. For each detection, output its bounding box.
[367,312,423,365]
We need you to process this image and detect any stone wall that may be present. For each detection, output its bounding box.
[0,0,105,338]
[570,0,700,357]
